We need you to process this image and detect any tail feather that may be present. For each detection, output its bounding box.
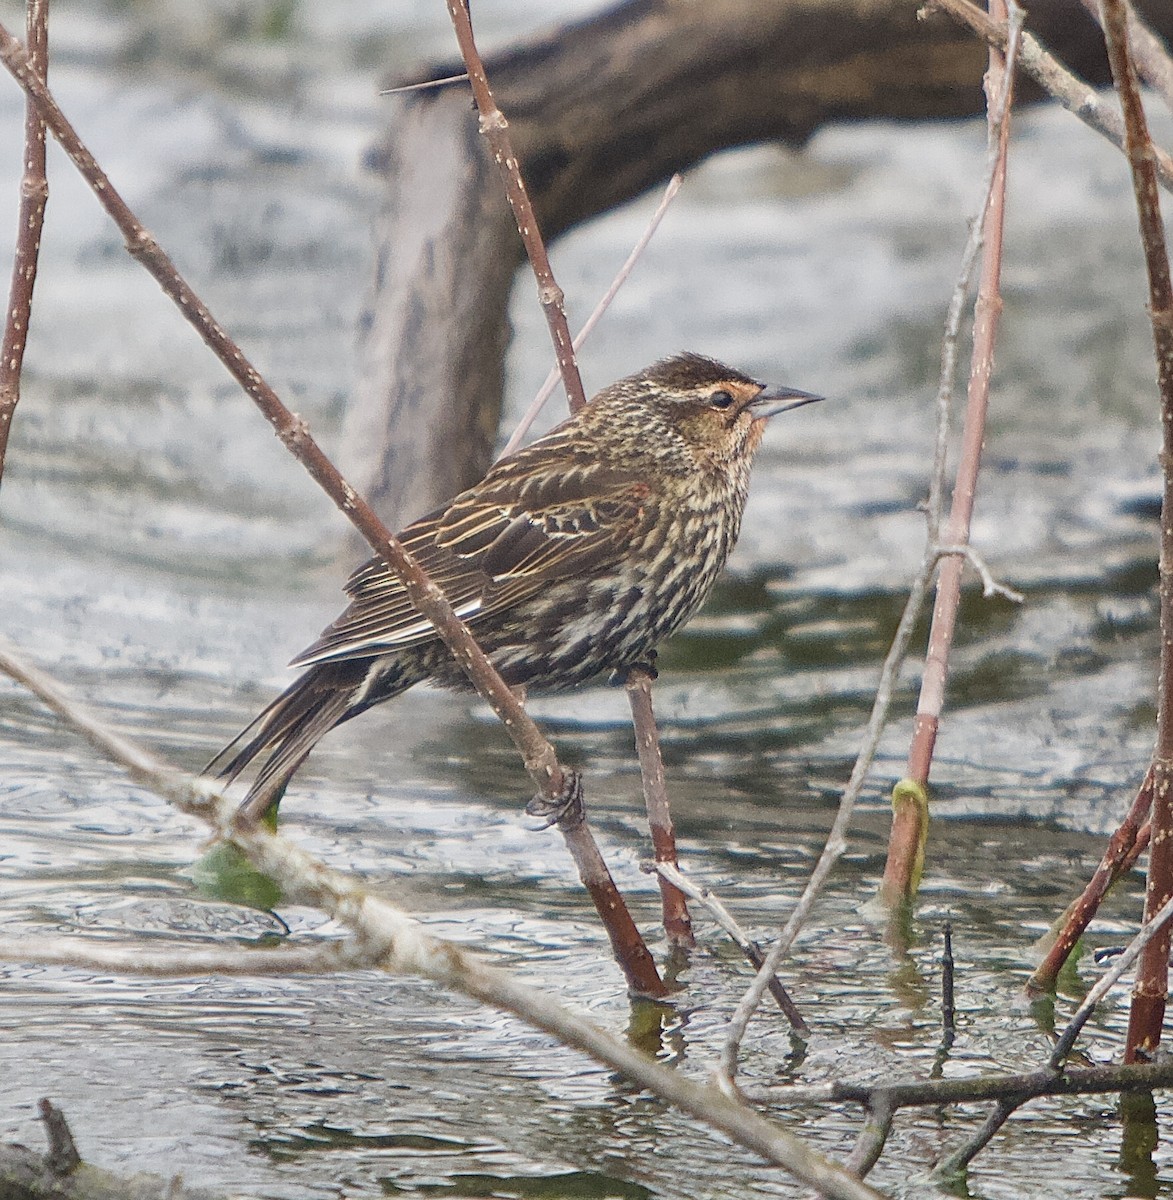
[204,656,412,816]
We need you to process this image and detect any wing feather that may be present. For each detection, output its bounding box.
[291,450,653,668]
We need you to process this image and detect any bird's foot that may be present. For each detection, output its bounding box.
[609,653,658,686]
[525,768,585,830]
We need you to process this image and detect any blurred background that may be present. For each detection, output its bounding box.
[1,2,1171,1196]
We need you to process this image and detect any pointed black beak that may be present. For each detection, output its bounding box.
[749,384,824,419]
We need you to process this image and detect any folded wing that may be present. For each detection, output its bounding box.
[291,451,654,667]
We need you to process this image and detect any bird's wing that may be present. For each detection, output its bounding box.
[290,455,653,667]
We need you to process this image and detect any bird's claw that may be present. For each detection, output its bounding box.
[525,769,585,830]
[609,654,658,687]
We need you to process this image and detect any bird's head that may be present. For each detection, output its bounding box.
[587,352,821,470]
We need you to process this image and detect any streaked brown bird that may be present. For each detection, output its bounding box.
[206,353,821,816]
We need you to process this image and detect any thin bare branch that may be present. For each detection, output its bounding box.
[653,861,807,1033]
[1077,0,1173,113]
[765,1056,1173,1110]
[936,543,1025,602]
[0,0,49,491]
[502,173,683,456]
[444,0,586,414]
[1027,767,1153,994]
[0,935,355,976]
[0,641,883,1200]
[626,666,693,945]
[380,71,469,96]
[882,0,1021,903]
[0,21,666,996]
[1097,0,1173,1063]
[941,921,956,1048]
[926,0,1173,194]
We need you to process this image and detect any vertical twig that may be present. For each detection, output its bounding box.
[444,0,586,415]
[440,2,684,984]
[1098,0,1173,1064]
[928,892,1173,1180]
[0,0,49,490]
[879,0,1017,905]
[1026,767,1153,994]
[941,921,956,1049]
[0,22,667,999]
[716,2,1025,1088]
[625,667,693,946]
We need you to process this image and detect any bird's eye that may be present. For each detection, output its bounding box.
[709,390,735,409]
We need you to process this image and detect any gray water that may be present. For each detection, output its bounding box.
[1,3,1171,1197]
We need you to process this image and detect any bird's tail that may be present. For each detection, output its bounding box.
[204,657,410,819]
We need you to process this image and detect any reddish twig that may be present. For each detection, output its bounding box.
[1078,0,1173,114]
[927,0,1173,194]
[444,0,586,415]
[0,20,666,999]
[1098,0,1173,1064]
[625,666,693,947]
[0,0,49,491]
[879,0,1017,905]
[440,1,679,982]
[502,173,683,456]
[716,0,1027,1091]
[1026,767,1153,994]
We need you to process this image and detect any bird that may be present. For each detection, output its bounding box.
[205,352,821,819]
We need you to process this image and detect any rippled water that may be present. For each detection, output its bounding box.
[2,4,1172,1198]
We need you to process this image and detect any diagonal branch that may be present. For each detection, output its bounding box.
[0,19,665,998]
[1026,766,1153,994]
[0,639,883,1200]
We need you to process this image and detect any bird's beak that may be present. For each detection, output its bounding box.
[749,384,824,419]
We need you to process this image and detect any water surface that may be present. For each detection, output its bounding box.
[1,4,1170,1197]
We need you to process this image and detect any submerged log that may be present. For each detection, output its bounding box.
[349,0,1173,525]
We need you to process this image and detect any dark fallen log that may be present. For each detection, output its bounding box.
[347,0,1173,526]
[0,1100,225,1200]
